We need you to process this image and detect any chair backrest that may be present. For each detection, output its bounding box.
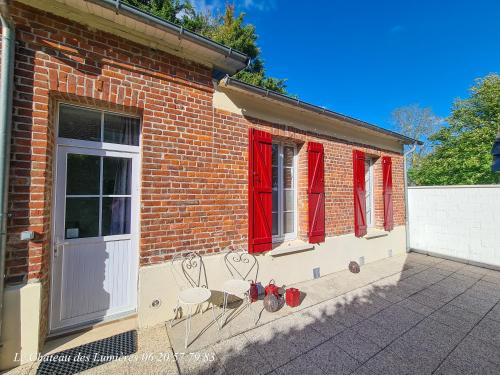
[223,246,259,281]
[171,252,208,290]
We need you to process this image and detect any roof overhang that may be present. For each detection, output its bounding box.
[18,0,249,75]
[219,76,422,147]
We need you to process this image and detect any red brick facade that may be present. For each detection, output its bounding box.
[3,2,405,342]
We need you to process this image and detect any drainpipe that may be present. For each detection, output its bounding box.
[0,0,14,337]
[404,143,417,253]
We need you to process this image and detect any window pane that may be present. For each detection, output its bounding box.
[102,197,131,236]
[283,146,294,167]
[284,168,293,189]
[66,154,100,195]
[272,212,278,236]
[272,144,278,166]
[272,190,278,212]
[65,197,99,238]
[272,166,278,189]
[103,157,131,195]
[104,114,140,146]
[283,190,294,211]
[59,105,101,141]
[284,212,294,234]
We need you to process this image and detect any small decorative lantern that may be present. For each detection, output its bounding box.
[285,288,301,307]
[263,293,281,312]
[349,261,360,274]
[265,280,280,298]
[249,281,259,302]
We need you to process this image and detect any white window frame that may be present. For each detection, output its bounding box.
[365,157,375,227]
[56,102,141,153]
[272,142,298,242]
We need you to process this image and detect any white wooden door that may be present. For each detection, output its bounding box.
[50,145,139,332]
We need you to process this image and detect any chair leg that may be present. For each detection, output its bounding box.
[185,304,193,349]
[211,301,220,330]
[221,291,228,328]
[247,292,258,325]
[171,299,180,328]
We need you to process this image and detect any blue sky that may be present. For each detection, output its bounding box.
[195,0,500,131]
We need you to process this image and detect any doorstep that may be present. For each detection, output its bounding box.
[42,314,138,356]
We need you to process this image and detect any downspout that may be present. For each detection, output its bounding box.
[404,143,417,253]
[0,0,14,337]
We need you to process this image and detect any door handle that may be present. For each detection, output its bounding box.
[54,239,69,257]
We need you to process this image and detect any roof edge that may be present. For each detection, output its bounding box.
[86,0,250,74]
[220,76,423,146]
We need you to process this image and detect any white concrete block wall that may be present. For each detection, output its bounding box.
[408,185,500,267]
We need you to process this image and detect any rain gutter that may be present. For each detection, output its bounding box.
[0,0,15,337]
[86,0,249,74]
[220,76,423,146]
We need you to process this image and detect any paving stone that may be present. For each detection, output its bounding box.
[450,293,497,316]
[362,349,414,375]
[408,291,447,311]
[454,335,500,366]
[485,303,500,323]
[330,328,381,362]
[386,336,444,374]
[400,318,466,352]
[305,339,360,375]
[348,295,393,318]
[368,304,424,334]
[413,270,447,284]
[470,318,500,348]
[395,298,434,316]
[351,319,400,347]
[274,354,324,375]
[176,347,226,375]
[212,334,273,375]
[429,303,482,331]
[437,346,500,375]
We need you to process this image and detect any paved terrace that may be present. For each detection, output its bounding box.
[7,252,500,375]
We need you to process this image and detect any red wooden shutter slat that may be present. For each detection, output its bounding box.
[382,156,394,231]
[308,142,325,243]
[248,128,273,253]
[353,150,367,237]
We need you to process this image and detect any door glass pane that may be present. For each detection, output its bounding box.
[65,197,99,238]
[283,146,294,167]
[103,157,131,195]
[102,197,131,236]
[284,212,294,234]
[283,190,294,211]
[104,114,140,146]
[272,212,278,236]
[59,105,101,141]
[66,154,100,195]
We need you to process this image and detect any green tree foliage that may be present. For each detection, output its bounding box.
[122,0,287,93]
[409,74,500,185]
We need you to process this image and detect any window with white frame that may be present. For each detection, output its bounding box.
[364,157,374,227]
[272,142,297,241]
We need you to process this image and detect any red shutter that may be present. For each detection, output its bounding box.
[308,142,325,243]
[248,128,273,253]
[353,150,367,237]
[382,156,394,231]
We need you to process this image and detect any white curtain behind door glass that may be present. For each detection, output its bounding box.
[110,158,131,235]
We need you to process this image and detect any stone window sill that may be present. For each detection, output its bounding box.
[268,240,315,257]
[364,228,389,239]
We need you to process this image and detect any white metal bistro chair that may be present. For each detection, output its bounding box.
[170,252,219,348]
[219,247,259,328]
